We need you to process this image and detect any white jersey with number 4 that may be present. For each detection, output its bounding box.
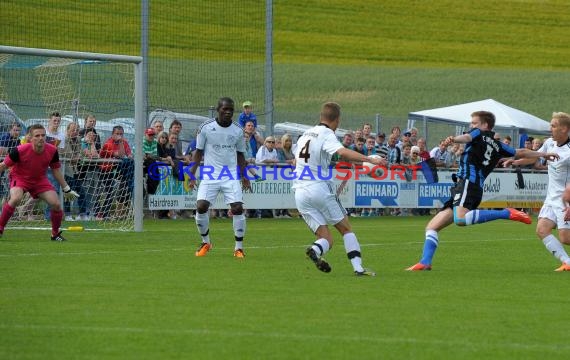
[292,124,342,189]
[538,138,570,207]
[196,119,246,182]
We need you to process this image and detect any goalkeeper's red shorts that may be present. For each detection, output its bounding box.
[9,176,55,199]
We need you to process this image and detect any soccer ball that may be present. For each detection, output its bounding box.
[362,154,385,178]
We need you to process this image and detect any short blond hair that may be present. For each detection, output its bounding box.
[320,102,341,122]
[552,112,570,128]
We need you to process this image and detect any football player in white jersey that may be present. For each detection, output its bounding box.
[292,102,386,276]
[189,97,251,258]
[511,112,570,271]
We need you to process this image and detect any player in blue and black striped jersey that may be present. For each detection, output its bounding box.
[406,111,559,271]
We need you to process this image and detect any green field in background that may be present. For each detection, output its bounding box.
[1,217,568,359]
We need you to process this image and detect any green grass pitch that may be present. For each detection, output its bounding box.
[0,216,568,359]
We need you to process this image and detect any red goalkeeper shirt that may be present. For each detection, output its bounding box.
[4,143,60,182]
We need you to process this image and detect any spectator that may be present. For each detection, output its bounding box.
[277,134,295,165]
[275,134,295,218]
[445,143,461,169]
[532,137,543,150]
[152,121,164,136]
[402,143,412,166]
[410,145,426,216]
[362,123,372,138]
[169,119,186,163]
[532,137,547,170]
[375,132,386,150]
[332,133,354,162]
[430,139,448,167]
[143,128,159,197]
[45,112,65,220]
[353,129,363,141]
[365,136,377,156]
[79,128,100,220]
[502,135,512,146]
[156,131,174,166]
[243,131,256,164]
[360,136,378,216]
[387,134,402,165]
[238,101,257,128]
[410,145,422,165]
[98,125,133,220]
[0,122,22,155]
[184,129,199,161]
[390,126,401,138]
[155,131,174,220]
[398,130,412,149]
[244,120,263,159]
[166,132,182,219]
[61,122,86,221]
[0,122,21,202]
[79,114,101,151]
[353,137,366,155]
[524,137,534,150]
[416,137,431,161]
[256,136,279,165]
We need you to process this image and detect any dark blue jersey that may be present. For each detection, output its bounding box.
[457,128,516,187]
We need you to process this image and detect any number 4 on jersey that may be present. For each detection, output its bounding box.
[299,140,311,162]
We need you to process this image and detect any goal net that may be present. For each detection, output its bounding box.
[0,47,143,231]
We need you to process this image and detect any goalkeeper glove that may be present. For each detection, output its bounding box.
[62,185,80,201]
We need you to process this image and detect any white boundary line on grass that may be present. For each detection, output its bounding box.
[1,323,567,352]
[0,236,535,258]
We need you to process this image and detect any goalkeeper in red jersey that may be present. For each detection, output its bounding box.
[0,124,79,241]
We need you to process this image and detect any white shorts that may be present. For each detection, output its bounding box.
[294,182,346,233]
[538,204,570,230]
[197,180,243,205]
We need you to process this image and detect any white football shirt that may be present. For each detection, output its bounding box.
[538,137,570,207]
[196,119,246,181]
[292,123,343,189]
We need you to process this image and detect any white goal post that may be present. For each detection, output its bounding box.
[0,45,144,232]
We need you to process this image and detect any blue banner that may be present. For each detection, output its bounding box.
[355,182,399,206]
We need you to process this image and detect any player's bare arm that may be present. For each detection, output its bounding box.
[444,134,472,146]
[336,147,387,166]
[189,148,204,188]
[51,167,80,200]
[515,148,559,161]
[237,151,251,192]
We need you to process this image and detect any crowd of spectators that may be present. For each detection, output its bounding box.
[0,105,550,222]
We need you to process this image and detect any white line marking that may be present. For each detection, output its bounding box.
[0,236,535,258]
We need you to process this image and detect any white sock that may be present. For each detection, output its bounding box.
[343,232,363,272]
[233,214,246,250]
[195,212,210,243]
[311,238,330,256]
[542,234,570,264]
